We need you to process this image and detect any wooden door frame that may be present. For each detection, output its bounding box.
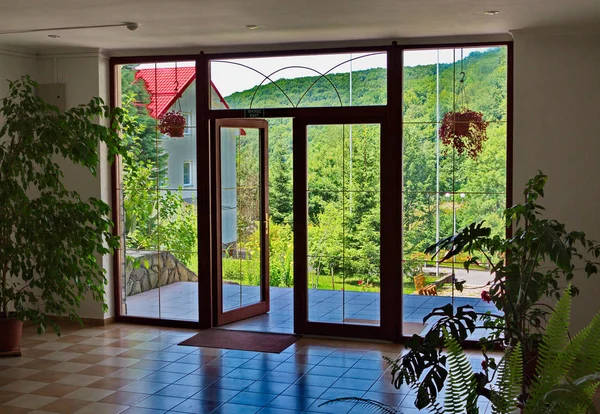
[213,118,270,326]
[292,114,398,341]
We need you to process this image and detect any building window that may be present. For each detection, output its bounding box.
[183,161,192,186]
[184,112,193,136]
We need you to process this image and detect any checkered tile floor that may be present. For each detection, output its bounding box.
[0,323,495,413]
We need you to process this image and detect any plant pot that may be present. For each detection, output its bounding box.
[0,317,23,352]
[453,120,470,136]
[167,126,185,138]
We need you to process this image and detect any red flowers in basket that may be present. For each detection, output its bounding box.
[158,111,186,138]
[439,108,489,160]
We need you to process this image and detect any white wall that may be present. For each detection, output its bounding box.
[0,48,39,116]
[36,52,114,320]
[512,29,600,333]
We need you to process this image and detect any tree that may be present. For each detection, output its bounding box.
[121,65,169,182]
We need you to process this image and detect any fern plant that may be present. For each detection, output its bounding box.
[525,286,600,413]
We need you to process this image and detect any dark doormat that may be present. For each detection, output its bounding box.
[178,329,301,353]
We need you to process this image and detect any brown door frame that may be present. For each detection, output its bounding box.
[213,118,270,326]
[293,114,397,341]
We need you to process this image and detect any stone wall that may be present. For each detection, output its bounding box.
[124,251,198,297]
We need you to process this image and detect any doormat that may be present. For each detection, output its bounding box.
[178,329,300,354]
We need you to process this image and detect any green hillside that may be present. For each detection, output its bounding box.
[221,47,508,289]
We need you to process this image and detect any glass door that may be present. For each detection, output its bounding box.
[294,115,395,340]
[215,119,270,326]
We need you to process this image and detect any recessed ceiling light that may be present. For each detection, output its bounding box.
[48,34,60,38]
[483,10,500,16]
[245,24,259,30]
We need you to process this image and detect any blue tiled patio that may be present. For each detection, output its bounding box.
[126,283,497,340]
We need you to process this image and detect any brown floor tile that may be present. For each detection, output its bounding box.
[105,340,143,349]
[19,359,60,370]
[78,365,123,376]
[70,354,109,364]
[0,390,21,404]
[0,406,32,414]
[4,393,58,409]
[100,390,148,406]
[40,397,92,413]
[117,349,153,359]
[0,377,15,387]
[97,331,130,339]
[61,344,101,354]
[32,383,81,397]
[26,370,69,383]
[88,377,134,390]
[19,338,46,348]
[55,335,92,343]
[20,348,53,358]
[0,367,40,379]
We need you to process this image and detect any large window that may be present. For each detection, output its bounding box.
[111,43,510,340]
[402,46,508,338]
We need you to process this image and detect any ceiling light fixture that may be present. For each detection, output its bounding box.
[48,34,60,39]
[245,25,259,30]
[483,10,500,16]
[0,22,140,36]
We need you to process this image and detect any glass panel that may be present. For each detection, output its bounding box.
[307,124,381,326]
[118,61,198,322]
[403,47,507,124]
[123,250,160,319]
[402,46,508,336]
[158,251,199,322]
[221,127,264,313]
[210,52,387,109]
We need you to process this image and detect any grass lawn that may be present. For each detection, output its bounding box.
[184,255,445,293]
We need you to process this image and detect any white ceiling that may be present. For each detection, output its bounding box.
[0,0,599,53]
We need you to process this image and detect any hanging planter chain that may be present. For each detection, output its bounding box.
[439,48,489,160]
[158,62,187,138]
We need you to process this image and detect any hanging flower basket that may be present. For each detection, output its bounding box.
[158,111,186,138]
[439,108,489,159]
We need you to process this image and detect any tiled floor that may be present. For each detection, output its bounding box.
[0,323,494,414]
[126,283,497,339]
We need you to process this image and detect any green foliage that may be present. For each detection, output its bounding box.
[391,173,600,411]
[491,344,523,414]
[120,66,169,182]
[442,329,479,414]
[0,75,129,335]
[525,286,600,414]
[122,139,197,266]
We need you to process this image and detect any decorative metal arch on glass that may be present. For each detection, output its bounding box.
[210,52,387,109]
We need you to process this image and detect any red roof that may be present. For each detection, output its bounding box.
[134,67,231,119]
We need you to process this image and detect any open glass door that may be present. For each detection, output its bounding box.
[215,119,270,326]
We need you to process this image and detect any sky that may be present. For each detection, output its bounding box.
[136,47,496,97]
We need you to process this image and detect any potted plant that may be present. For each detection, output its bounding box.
[0,75,128,351]
[387,171,600,411]
[439,108,489,159]
[158,110,186,138]
[322,173,600,413]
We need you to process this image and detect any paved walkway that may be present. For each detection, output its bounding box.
[126,282,497,340]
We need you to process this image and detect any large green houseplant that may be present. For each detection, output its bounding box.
[322,173,600,413]
[388,172,600,411]
[0,76,128,350]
